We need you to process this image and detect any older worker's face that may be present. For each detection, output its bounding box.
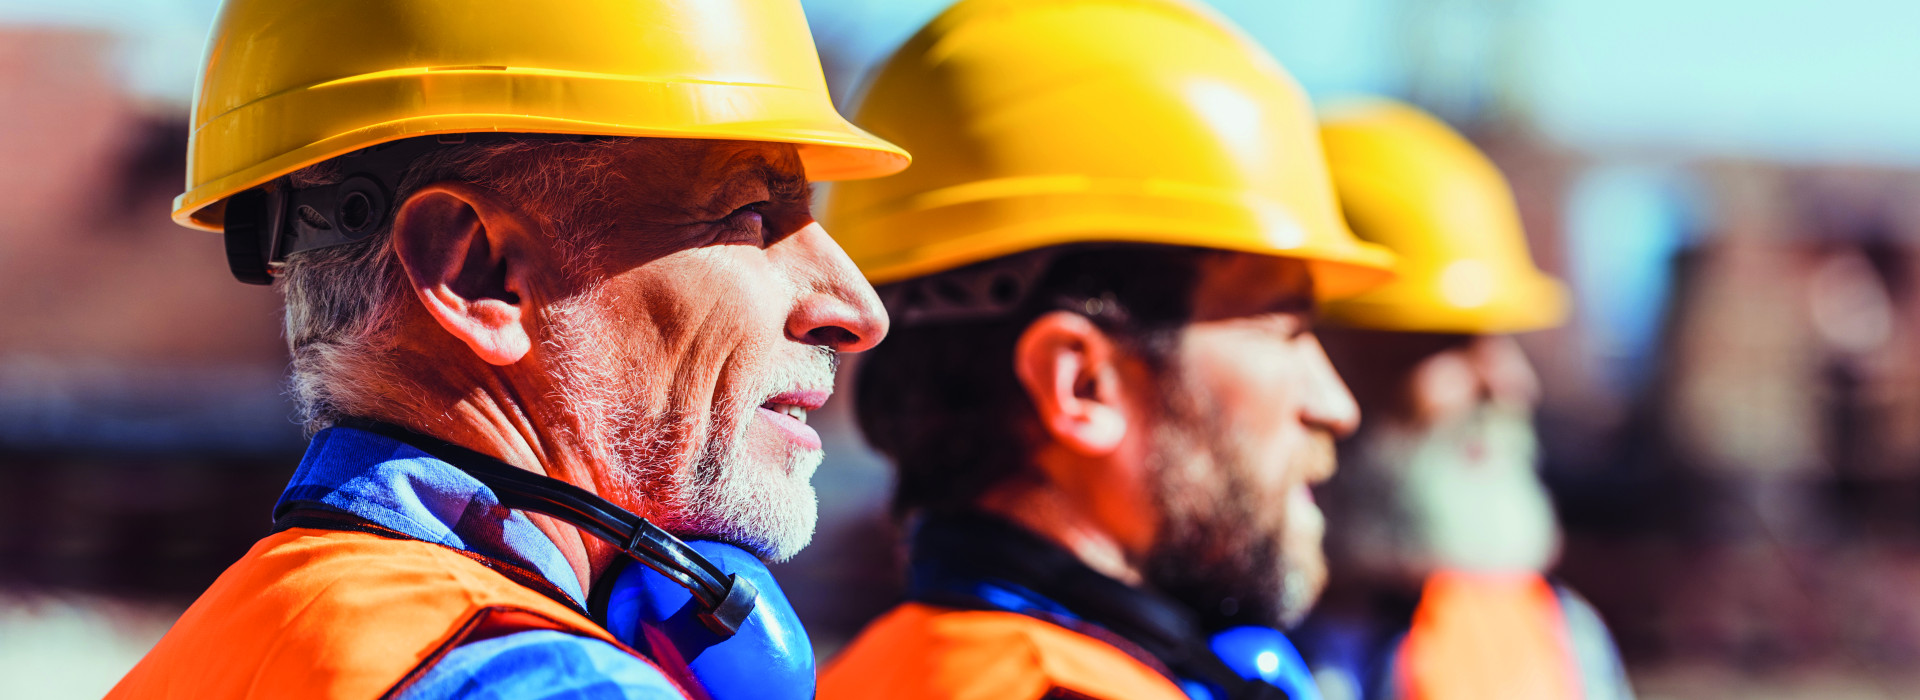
[535,140,886,562]
[1142,256,1359,628]
[1318,331,1558,579]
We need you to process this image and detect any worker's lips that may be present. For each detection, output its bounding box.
[756,389,828,451]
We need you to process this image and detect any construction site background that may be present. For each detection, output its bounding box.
[4,1,1920,698]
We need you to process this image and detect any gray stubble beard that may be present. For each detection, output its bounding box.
[539,291,825,564]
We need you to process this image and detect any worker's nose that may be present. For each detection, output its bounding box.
[781,222,890,353]
[1300,334,1362,439]
[1471,335,1541,410]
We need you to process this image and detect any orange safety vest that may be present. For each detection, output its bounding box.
[107,526,686,700]
[819,602,1191,700]
[1395,571,1582,700]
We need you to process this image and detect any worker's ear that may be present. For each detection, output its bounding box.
[1013,311,1132,456]
[390,183,536,366]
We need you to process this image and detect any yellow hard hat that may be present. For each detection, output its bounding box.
[824,0,1395,300]
[1318,99,1569,334]
[175,0,909,231]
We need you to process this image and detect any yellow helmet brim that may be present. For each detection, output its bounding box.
[174,73,908,231]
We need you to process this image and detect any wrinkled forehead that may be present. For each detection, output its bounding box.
[1187,252,1316,322]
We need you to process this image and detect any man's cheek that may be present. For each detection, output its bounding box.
[1239,419,1299,496]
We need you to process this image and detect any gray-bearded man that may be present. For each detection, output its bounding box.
[1297,99,1634,700]
[109,1,905,698]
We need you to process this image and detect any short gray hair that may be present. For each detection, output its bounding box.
[279,138,635,433]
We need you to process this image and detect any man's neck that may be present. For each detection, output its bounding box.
[361,358,607,597]
[975,485,1145,587]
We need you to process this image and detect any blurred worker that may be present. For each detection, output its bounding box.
[816,1,1398,698]
[1296,99,1633,700]
[107,1,904,698]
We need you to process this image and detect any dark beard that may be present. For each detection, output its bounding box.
[1140,374,1294,631]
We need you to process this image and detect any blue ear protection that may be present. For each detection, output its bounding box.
[599,541,813,700]
[1196,626,1321,700]
[347,421,812,700]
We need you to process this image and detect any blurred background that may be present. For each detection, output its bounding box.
[4,0,1920,697]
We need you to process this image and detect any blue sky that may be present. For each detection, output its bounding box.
[811,0,1920,166]
[4,0,1918,164]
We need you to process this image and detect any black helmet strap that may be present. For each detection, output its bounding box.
[221,133,610,285]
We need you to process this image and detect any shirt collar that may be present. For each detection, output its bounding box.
[274,426,587,606]
[907,512,1203,652]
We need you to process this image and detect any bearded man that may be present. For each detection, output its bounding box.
[814,1,1397,699]
[1296,100,1634,700]
[108,1,905,698]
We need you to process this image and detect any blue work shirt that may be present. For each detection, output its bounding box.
[274,426,683,699]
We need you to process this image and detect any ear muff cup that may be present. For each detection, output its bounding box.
[600,540,815,700]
